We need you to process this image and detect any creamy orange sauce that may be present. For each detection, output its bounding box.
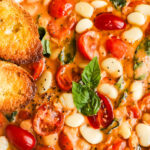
[4,0,150,149]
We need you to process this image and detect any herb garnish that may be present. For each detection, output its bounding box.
[110,0,126,10]
[72,57,101,116]
[38,27,51,57]
[59,38,76,64]
[6,111,17,122]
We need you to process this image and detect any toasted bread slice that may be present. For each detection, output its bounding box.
[0,0,43,64]
[0,61,36,112]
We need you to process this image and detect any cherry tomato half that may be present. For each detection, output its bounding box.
[18,110,31,120]
[48,0,74,18]
[33,104,64,136]
[106,37,127,59]
[94,13,126,30]
[77,31,100,60]
[6,125,36,150]
[56,64,81,91]
[59,131,73,150]
[47,15,76,39]
[88,94,114,129]
[31,58,45,81]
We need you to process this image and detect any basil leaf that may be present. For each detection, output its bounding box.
[82,57,100,89]
[6,111,17,122]
[38,27,46,40]
[72,82,90,109]
[115,76,124,90]
[110,0,126,9]
[72,82,100,116]
[81,89,100,116]
[59,38,76,64]
[42,39,51,57]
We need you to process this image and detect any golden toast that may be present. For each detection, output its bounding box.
[0,0,43,64]
[0,61,36,113]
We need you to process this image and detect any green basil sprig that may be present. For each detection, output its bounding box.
[38,27,51,57]
[72,57,101,116]
[110,0,126,10]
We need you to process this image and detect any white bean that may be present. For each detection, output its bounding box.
[130,81,143,101]
[98,83,118,99]
[60,93,75,109]
[36,71,52,94]
[122,27,143,43]
[119,122,131,139]
[76,19,93,34]
[75,2,94,18]
[136,123,150,147]
[0,136,9,150]
[91,0,107,9]
[135,4,150,16]
[101,58,123,78]
[127,12,146,26]
[65,113,84,127]
[80,124,103,144]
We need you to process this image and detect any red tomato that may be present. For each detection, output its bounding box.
[77,31,100,60]
[36,146,54,150]
[94,13,126,30]
[56,64,81,91]
[18,110,31,120]
[47,15,76,39]
[127,105,141,119]
[33,104,64,136]
[107,140,126,150]
[59,131,73,150]
[98,94,114,128]
[6,125,36,150]
[31,58,45,80]
[48,0,74,18]
[87,115,100,129]
[106,37,127,59]
[88,94,113,129]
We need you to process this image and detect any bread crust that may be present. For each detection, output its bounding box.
[0,0,43,64]
[0,61,36,113]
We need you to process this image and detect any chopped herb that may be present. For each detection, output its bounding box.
[101,118,120,134]
[115,90,128,108]
[115,76,124,90]
[82,57,101,89]
[36,14,41,24]
[72,57,101,116]
[134,59,143,70]
[6,111,17,122]
[42,39,51,57]
[110,0,126,10]
[38,27,46,40]
[145,38,150,55]
[135,74,146,80]
[59,38,76,64]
